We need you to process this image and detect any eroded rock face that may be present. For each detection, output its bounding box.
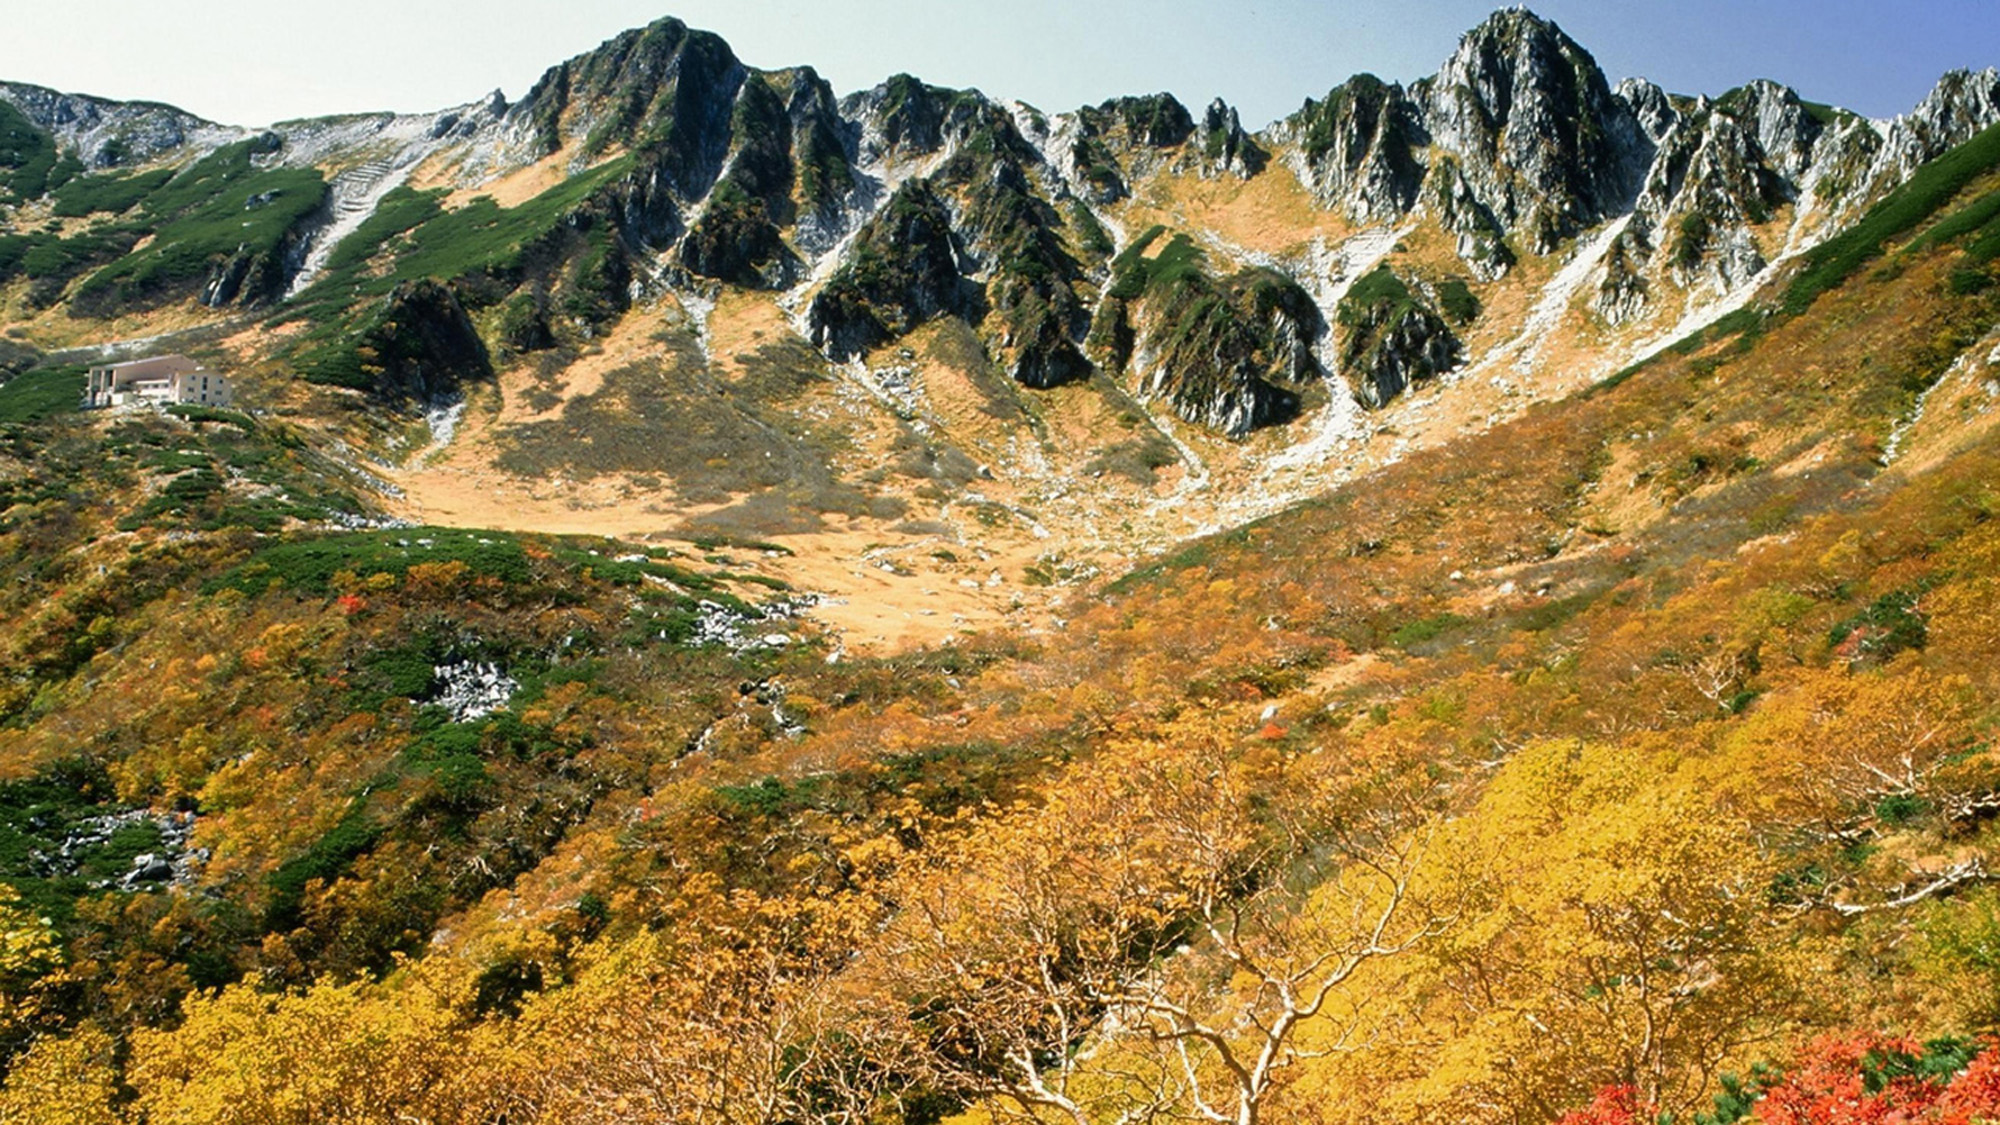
[1131,282,1309,435]
[1056,94,1197,204]
[1429,157,1515,280]
[780,68,859,226]
[945,119,1094,389]
[1593,232,1650,325]
[1338,267,1462,409]
[677,74,806,288]
[0,82,221,166]
[201,233,309,310]
[1723,80,1826,179]
[680,185,798,288]
[807,181,967,361]
[1091,94,1196,150]
[1624,107,1784,292]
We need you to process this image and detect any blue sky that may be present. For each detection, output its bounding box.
[1,1,1995,129]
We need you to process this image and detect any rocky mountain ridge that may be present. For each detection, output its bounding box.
[2,9,1998,555]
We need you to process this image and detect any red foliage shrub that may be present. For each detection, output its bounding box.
[1558,1085,1659,1125]
[1559,1034,2000,1125]
[1931,1047,2000,1125]
[1751,1032,1941,1125]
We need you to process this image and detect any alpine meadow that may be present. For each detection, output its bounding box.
[7,7,2000,1123]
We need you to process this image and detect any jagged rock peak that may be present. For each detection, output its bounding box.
[1416,7,1645,250]
[1880,68,2000,172]
[843,74,993,163]
[1281,74,1426,217]
[1429,7,1603,104]
[1082,94,1195,148]
[1276,8,1656,263]
[1711,80,1828,178]
[1192,98,1267,179]
[508,16,746,163]
[1616,78,1680,145]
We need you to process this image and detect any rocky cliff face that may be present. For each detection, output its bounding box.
[0,82,226,167]
[1337,267,1462,408]
[1092,229,1320,434]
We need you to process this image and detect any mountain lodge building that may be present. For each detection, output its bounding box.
[84,355,231,410]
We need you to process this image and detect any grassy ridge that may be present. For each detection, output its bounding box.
[288,157,635,319]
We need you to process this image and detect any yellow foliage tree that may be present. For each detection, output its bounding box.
[1295,739,1796,1124]
[0,1023,120,1125]
[125,958,479,1125]
[861,713,1447,1125]
[0,887,66,1048]
[490,880,889,1124]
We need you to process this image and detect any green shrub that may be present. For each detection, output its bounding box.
[1068,201,1114,259]
[166,404,254,429]
[1340,266,1415,322]
[207,528,533,596]
[0,365,84,423]
[265,805,382,931]
[49,167,174,217]
[1829,584,1932,658]
[1436,277,1481,324]
[1086,436,1179,484]
[1106,224,1168,298]
[1389,612,1469,649]
[0,102,58,203]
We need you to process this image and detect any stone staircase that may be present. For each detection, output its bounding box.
[283,156,413,299]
